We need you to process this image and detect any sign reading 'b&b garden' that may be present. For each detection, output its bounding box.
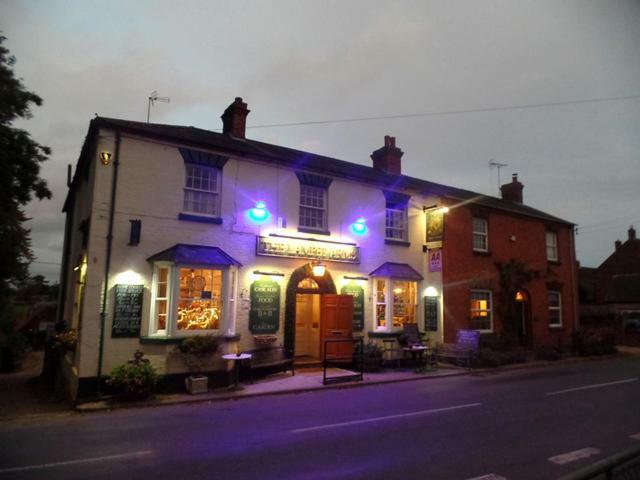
[249,278,281,333]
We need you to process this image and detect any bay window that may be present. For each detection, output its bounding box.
[374,278,418,329]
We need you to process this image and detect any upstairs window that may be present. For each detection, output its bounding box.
[183,164,220,216]
[472,217,488,252]
[299,184,327,232]
[546,231,558,261]
[383,190,411,242]
[470,290,492,332]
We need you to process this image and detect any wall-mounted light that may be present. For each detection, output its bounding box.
[350,217,368,235]
[312,261,326,277]
[248,201,270,223]
[114,269,143,285]
[100,151,112,166]
[424,286,439,297]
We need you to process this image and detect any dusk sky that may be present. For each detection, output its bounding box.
[3,0,639,282]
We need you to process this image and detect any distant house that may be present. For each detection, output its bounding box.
[58,97,578,399]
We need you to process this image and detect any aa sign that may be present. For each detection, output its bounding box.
[428,249,442,272]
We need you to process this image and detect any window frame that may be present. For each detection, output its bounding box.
[298,183,328,232]
[548,291,562,327]
[385,206,408,241]
[470,289,493,333]
[472,217,488,252]
[546,231,559,262]
[182,163,222,218]
[374,277,418,331]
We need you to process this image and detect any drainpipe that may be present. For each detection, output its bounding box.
[97,130,121,395]
[570,226,579,331]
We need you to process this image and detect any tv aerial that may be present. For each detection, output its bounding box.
[147,91,170,123]
[489,159,508,194]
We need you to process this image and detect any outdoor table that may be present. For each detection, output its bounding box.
[402,345,433,371]
[222,353,252,391]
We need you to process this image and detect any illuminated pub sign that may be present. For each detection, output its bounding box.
[249,278,281,333]
[256,235,360,263]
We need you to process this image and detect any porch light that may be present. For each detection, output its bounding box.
[350,217,367,235]
[100,151,112,165]
[424,286,439,297]
[312,261,326,277]
[248,201,270,223]
[515,291,524,301]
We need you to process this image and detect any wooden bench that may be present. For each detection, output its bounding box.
[244,346,294,383]
[435,330,480,369]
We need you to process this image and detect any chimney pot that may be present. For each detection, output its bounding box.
[371,135,403,175]
[500,172,524,203]
[615,240,622,250]
[629,225,636,241]
[221,97,250,138]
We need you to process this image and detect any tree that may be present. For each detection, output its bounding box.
[0,35,51,325]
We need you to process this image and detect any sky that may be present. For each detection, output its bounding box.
[3,0,640,282]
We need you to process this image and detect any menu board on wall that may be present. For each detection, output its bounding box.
[424,296,438,332]
[112,284,144,338]
[249,278,280,333]
[340,284,364,331]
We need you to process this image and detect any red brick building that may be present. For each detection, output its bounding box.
[441,174,577,348]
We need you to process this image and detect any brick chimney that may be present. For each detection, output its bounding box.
[371,136,403,175]
[629,225,637,241]
[615,240,622,251]
[221,97,250,138]
[500,173,524,204]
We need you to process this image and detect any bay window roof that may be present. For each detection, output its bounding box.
[369,262,423,281]
[147,244,242,267]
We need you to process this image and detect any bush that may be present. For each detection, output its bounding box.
[108,351,160,401]
[534,345,561,361]
[573,327,617,356]
[354,341,383,372]
[476,347,527,368]
[175,335,219,375]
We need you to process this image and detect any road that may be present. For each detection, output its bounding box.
[1,356,640,480]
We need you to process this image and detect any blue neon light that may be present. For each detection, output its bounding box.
[350,217,367,235]
[248,201,270,222]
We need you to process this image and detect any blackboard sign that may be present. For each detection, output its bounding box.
[456,329,481,350]
[249,278,280,333]
[340,284,364,331]
[424,296,438,331]
[112,284,144,338]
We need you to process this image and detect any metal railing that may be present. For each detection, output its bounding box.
[557,444,640,480]
[322,337,364,385]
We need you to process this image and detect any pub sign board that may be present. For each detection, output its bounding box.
[340,283,364,331]
[426,209,444,243]
[256,235,360,263]
[112,284,144,338]
[424,296,438,332]
[249,278,281,333]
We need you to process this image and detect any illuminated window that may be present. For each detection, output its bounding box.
[183,164,220,216]
[548,291,562,327]
[177,268,222,331]
[375,278,417,329]
[375,279,387,328]
[470,290,492,332]
[299,184,327,231]
[153,266,169,334]
[546,231,558,261]
[386,207,407,241]
[472,218,488,252]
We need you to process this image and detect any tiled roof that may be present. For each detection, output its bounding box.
[369,262,424,281]
[605,274,640,303]
[69,116,573,225]
[147,244,242,267]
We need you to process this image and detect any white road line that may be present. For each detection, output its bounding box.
[546,378,638,396]
[466,474,507,480]
[548,447,600,465]
[291,402,481,433]
[630,433,640,441]
[0,450,153,474]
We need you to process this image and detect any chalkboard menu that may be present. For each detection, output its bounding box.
[112,284,144,338]
[340,283,364,331]
[249,278,280,333]
[424,296,438,332]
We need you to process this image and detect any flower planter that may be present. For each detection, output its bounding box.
[185,375,208,394]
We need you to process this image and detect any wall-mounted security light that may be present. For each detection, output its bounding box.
[100,151,112,166]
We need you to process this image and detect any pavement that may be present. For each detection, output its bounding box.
[2,346,640,421]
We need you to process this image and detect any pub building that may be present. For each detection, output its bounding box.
[58,97,578,399]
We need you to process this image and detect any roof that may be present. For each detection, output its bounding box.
[605,274,640,303]
[65,116,573,226]
[369,262,424,281]
[147,244,242,267]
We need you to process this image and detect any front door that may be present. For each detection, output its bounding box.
[321,294,354,360]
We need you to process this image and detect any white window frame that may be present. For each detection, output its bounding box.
[546,231,558,262]
[299,184,327,232]
[470,289,493,332]
[148,263,238,337]
[472,217,488,252]
[385,207,408,241]
[182,163,221,217]
[548,291,562,327]
[373,277,418,331]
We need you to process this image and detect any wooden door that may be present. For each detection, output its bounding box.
[321,294,354,360]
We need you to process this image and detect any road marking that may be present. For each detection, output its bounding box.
[548,447,600,465]
[630,433,640,441]
[0,450,153,474]
[546,378,638,396]
[291,402,481,433]
[466,474,507,480]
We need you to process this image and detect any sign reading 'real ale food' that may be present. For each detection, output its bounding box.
[249,278,280,333]
[340,284,364,331]
[112,284,144,338]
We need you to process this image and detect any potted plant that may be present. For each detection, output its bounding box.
[355,341,383,372]
[176,335,220,394]
[107,350,160,401]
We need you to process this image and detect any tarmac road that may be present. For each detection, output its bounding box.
[1,355,640,480]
